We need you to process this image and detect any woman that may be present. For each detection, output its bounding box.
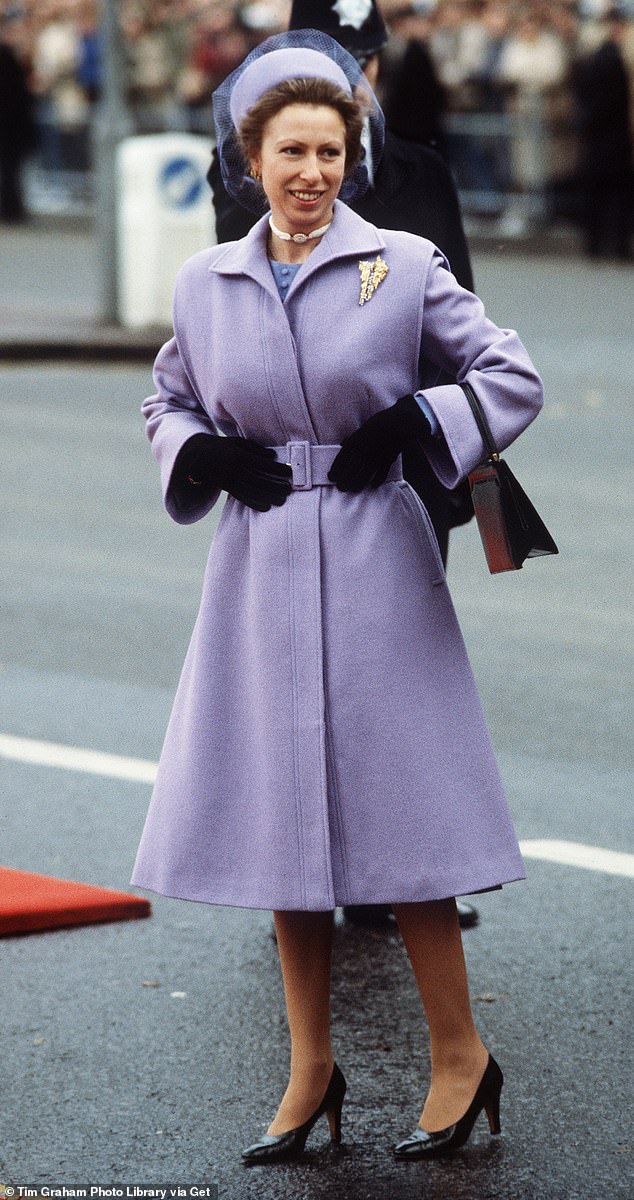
[132,31,543,1165]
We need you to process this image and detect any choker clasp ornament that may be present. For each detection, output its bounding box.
[269,215,332,244]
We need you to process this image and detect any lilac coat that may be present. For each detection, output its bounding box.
[131,200,543,911]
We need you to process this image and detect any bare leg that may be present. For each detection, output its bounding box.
[267,909,335,1135]
[392,898,489,1131]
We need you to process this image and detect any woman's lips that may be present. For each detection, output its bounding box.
[289,190,325,204]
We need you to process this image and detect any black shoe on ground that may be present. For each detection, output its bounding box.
[342,904,393,927]
[342,900,479,930]
[456,899,479,929]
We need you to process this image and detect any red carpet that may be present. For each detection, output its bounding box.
[0,866,151,935]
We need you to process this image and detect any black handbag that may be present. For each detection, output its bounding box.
[461,381,559,574]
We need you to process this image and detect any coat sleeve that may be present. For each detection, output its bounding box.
[417,249,544,487]
[142,326,221,526]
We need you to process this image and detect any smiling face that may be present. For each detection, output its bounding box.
[251,103,347,235]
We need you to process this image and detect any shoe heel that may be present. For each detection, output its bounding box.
[326,1101,343,1143]
[485,1092,501,1134]
[324,1064,346,1144]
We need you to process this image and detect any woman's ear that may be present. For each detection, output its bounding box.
[249,158,262,182]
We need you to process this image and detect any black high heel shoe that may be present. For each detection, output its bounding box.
[241,1062,347,1165]
[393,1053,503,1160]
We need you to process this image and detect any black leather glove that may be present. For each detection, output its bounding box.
[176,433,292,512]
[328,394,433,492]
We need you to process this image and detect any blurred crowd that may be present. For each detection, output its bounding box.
[1,0,633,253]
[382,1,633,227]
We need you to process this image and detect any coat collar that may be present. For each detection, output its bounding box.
[208,199,387,299]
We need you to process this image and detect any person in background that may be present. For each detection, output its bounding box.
[0,8,36,222]
[573,4,633,259]
[31,0,81,172]
[495,5,568,201]
[123,7,176,134]
[75,0,101,104]
[73,0,100,170]
[207,0,479,933]
[543,0,583,226]
[380,3,447,151]
[428,0,489,126]
[461,0,513,208]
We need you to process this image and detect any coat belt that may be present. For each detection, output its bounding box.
[271,441,403,491]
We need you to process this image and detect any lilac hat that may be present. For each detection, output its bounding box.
[229,47,352,127]
[213,28,385,215]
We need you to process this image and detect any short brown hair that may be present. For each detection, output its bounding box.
[238,77,364,178]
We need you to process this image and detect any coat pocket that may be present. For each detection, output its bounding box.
[396,482,446,586]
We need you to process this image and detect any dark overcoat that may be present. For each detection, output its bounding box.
[131,201,543,911]
[573,39,633,182]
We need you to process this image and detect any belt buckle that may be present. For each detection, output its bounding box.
[286,441,312,491]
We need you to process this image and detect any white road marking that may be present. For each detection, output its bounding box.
[519,839,634,879]
[0,733,157,784]
[1,734,633,879]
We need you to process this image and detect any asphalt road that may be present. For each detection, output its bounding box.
[1,252,633,1200]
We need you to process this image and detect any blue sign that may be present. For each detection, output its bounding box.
[158,157,205,210]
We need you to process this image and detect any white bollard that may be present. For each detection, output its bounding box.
[117,133,216,328]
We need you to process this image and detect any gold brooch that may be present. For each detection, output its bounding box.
[358,255,389,306]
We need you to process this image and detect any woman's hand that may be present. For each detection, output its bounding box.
[177,434,292,512]
[328,395,433,492]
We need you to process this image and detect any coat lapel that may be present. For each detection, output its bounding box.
[285,200,387,301]
[208,211,279,303]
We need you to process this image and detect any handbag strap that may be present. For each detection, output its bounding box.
[460,381,499,463]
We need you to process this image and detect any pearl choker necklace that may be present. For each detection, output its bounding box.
[269,215,332,244]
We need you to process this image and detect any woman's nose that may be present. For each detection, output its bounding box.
[299,155,321,182]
